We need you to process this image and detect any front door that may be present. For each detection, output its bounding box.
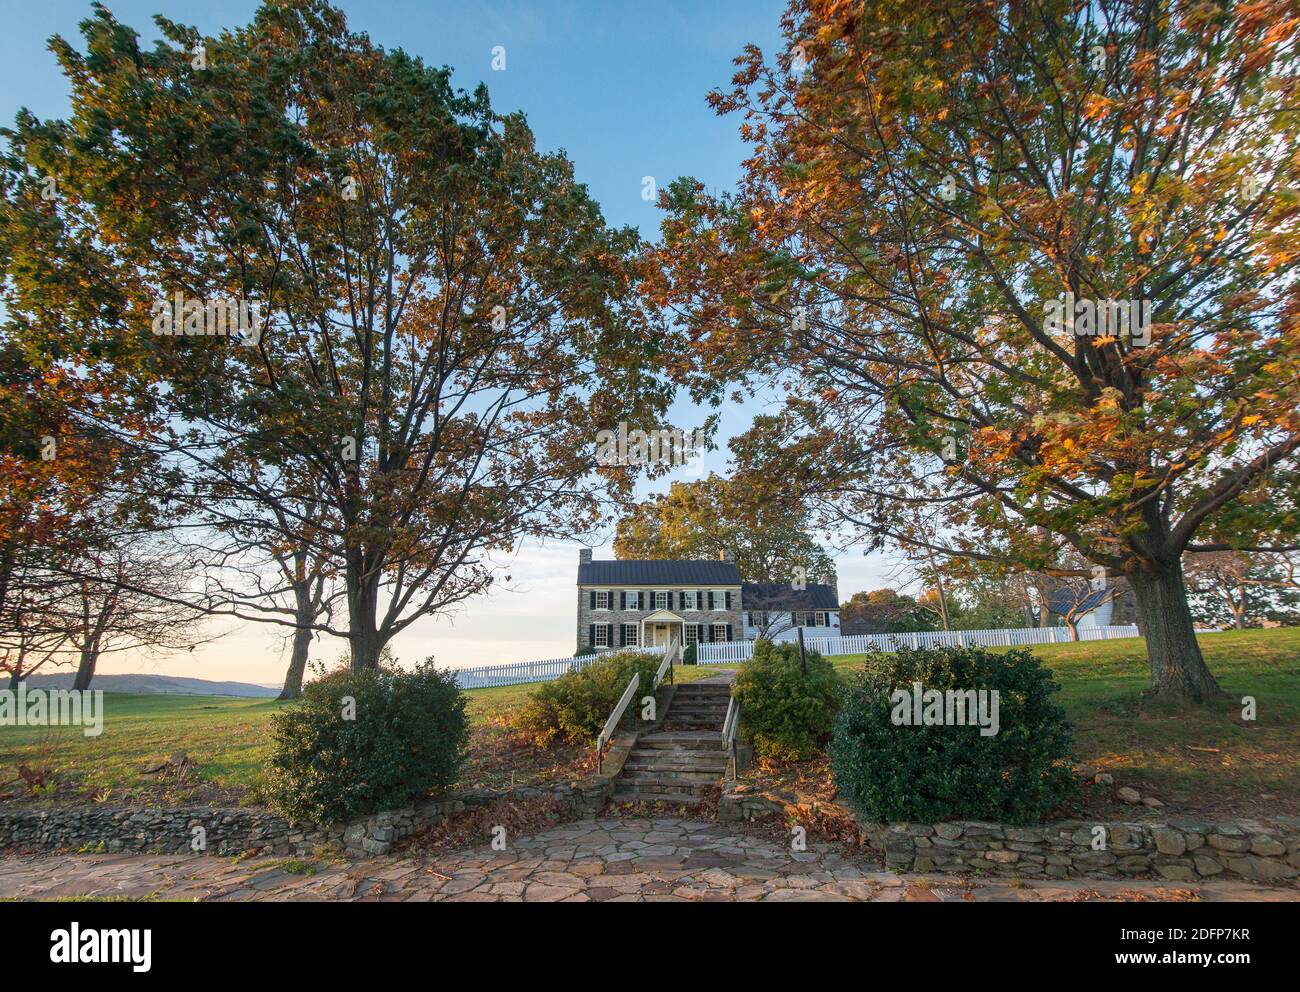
[649,623,678,647]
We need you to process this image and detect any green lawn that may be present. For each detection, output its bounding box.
[0,661,726,806]
[2,632,1294,815]
[831,628,1300,816]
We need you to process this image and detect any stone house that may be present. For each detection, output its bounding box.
[575,549,840,650]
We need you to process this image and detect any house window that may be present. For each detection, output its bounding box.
[681,590,696,610]
[593,623,610,647]
[595,591,610,610]
[712,623,729,643]
[815,612,829,627]
[654,591,668,610]
[623,623,639,647]
[713,590,726,611]
[684,624,699,645]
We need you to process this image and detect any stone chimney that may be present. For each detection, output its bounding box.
[822,570,839,603]
[579,549,592,565]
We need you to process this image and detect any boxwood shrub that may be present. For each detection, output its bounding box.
[731,639,841,762]
[516,650,663,747]
[829,646,1075,825]
[264,660,468,822]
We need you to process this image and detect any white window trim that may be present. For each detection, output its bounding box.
[593,623,611,647]
[623,623,639,646]
[684,624,699,645]
[713,590,727,611]
[654,591,669,610]
[681,590,696,610]
[594,590,610,611]
[712,623,729,642]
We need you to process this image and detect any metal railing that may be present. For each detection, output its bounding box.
[596,672,640,774]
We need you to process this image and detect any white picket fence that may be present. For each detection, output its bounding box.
[694,623,1142,664]
[448,624,1143,689]
[450,644,666,689]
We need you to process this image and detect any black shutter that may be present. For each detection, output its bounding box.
[725,591,732,609]
[726,624,733,642]
[590,590,596,609]
[619,624,625,647]
[588,623,595,646]
[707,591,714,610]
[792,611,799,626]
[707,623,714,642]
[619,590,625,610]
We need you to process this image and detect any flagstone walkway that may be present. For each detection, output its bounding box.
[2,817,1296,902]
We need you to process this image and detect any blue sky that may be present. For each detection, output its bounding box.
[1,1,893,681]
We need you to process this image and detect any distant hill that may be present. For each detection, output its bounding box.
[17,673,281,698]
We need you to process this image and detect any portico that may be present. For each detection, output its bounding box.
[640,609,684,649]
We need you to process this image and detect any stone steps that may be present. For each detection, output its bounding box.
[608,791,709,805]
[608,684,733,808]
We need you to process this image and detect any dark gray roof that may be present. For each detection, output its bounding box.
[578,559,742,585]
[1048,587,1111,616]
[741,582,839,610]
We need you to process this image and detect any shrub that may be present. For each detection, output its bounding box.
[683,641,697,665]
[264,660,468,822]
[516,650,662,747]
[574,645,598,658]
[731,639,841,761]
[829,647,1075,825]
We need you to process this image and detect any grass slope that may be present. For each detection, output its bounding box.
[831,628,1300,817]
[0,661,725,806]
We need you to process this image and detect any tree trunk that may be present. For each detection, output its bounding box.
[1129,561,1223,703]
[278,625,312,700]
[346,553,385,671]
[72,647,98,691]
[278,581,319,699]
[1064,619,1079,642]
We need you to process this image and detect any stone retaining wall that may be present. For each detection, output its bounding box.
[718,787,1300,884]
[0,765,623,861]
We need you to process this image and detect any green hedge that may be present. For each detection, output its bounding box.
[730,639,841,761]
[264,660,468,822]
[516,650,663,747]
[829,646,1075,824]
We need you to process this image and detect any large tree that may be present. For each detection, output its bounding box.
[651,0,1300,701]
[5,1,674,671]
[613,472,835,583]
[1184,550,1300,629]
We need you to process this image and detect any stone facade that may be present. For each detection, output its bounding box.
[717,786,1300,884]
[576,550,742,651]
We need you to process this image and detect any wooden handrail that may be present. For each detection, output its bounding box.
[596,672,640,773]
[653,639,680,689]
[723,696,741,780]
